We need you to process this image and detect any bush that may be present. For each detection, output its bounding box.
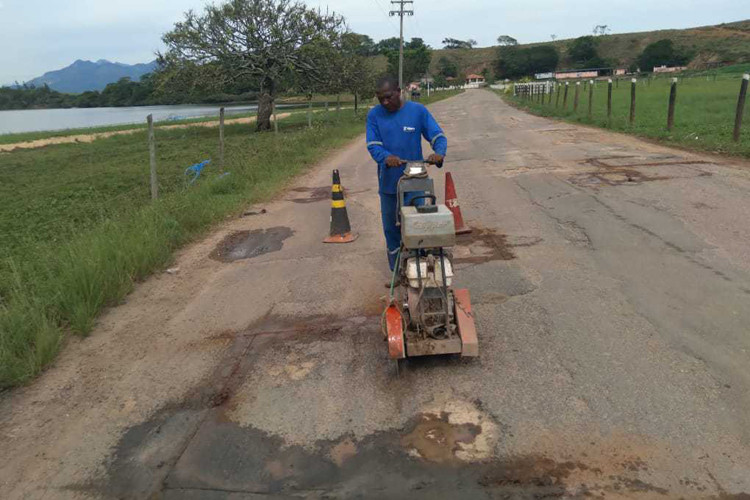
[638,39,693,72]
[496,45,559,79]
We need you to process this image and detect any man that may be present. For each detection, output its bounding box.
[366,75,448,271]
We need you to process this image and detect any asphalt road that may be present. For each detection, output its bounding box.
[2,89,750,499]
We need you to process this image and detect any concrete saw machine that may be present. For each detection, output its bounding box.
[383,161,478,363]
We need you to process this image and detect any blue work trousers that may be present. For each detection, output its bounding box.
[380,192,425,270]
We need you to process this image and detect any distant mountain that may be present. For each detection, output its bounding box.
[26,59,158,93]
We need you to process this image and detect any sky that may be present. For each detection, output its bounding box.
[0,0,748,84]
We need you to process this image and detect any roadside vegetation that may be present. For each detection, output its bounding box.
[0,89,461,389]
[500,66,750,157]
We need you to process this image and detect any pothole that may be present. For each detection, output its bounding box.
[401,399,499,464]
[210,227,294,262]
[453,228,516,264]
[288,186,331,204]
[569,168,671,187]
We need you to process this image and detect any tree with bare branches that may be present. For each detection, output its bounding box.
[161,0,344,131]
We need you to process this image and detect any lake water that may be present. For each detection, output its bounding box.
[0,103,266,135]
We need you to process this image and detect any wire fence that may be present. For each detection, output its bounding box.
[0,102,362,278]
[511,72,750,146]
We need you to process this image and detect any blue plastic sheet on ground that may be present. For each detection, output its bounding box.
[185,159,211,185]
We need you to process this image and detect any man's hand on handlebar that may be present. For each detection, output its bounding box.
[385,155,404,168]
[426,154,444,167]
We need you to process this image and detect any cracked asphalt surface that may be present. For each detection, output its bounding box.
[2,90,750,499]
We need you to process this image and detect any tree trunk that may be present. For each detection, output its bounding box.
[256,78,275,132]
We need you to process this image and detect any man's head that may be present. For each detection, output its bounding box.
[376,75,401,113]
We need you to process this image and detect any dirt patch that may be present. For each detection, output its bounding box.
[288,186,332,204]
[329,437,358,467]
[479,456,583,491]
[402,399,500,464]
[570,156,715,188]
[210,226,293,262]
[694,202,718,210]
[241,208,267,217]
[570,167,672,187]
[453,228,516,264]
[287,186,370,204]
[402,412,482,463]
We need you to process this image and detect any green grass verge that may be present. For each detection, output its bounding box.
[0,90,460,389]
[499,74,750,157]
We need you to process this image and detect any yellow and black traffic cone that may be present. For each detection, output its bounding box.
[323,169,358,244]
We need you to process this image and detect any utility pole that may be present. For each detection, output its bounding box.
[390,0,414,91]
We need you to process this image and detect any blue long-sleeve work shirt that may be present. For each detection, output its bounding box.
[366,101,448,194]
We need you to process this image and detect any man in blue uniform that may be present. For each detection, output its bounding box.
[366,76,448,270]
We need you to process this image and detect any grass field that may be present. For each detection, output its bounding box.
[501,70,750,157]
[0,89,462,389]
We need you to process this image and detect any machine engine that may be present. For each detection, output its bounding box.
[383,161,477,361]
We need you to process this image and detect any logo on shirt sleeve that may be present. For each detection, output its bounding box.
[403,126,416,133]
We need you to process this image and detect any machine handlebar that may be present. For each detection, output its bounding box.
[387,159,441,168]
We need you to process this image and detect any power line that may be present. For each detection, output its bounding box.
[370,0,399,30]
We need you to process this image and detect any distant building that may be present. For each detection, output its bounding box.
[653,65,687,74]
[556,69,600,80]
[553,68,628,80]
[535,72,555,80]
[465,74,486,88]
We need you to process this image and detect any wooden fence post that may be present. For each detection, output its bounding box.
[219,107,225,172]
[307,96,313,128]
[556,84,561,107]
[548,83,553,105]
[563,82,569,109]
[667,78,677,132]
[574,82,580,112]
[629,78,637,126]
[147,114,157,200]
[733,74,749,143]
[336,94,341,112]
[588,80,594,119]
[607,79,613,126]
[273,101,278,134]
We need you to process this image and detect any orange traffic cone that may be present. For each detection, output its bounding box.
[445,172,471,235]
[323,169,358,244]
